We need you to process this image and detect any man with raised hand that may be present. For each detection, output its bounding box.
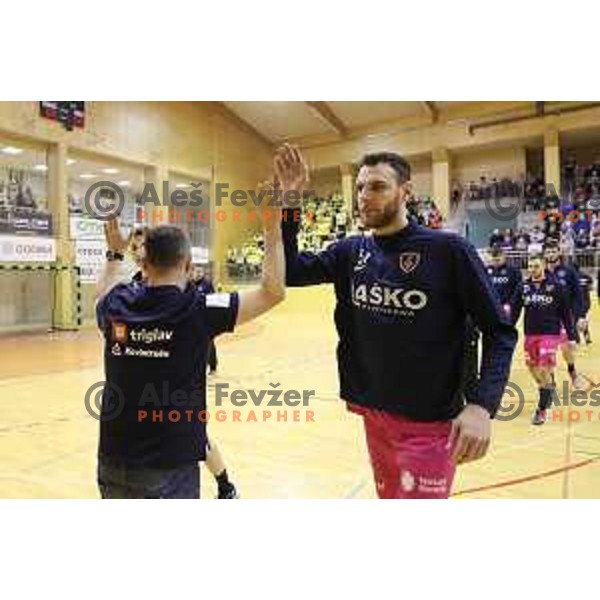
[94,151,294,498]
[280,146,517,499]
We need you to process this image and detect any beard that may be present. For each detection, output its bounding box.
[361,201,399,229]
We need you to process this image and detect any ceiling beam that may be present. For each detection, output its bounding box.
[305,101,348,137]
[287,113,435,149]
[468,101,600,135]
[422,101,439,123]
[209,102,274,149]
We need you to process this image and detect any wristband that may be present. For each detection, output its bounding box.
[106,250,125,262]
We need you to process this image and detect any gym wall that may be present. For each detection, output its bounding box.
[451,146,527,186]
[310,167,343,197]
[409,155,433,197]
[0,102,274,330]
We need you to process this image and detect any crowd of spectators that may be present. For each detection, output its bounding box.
[563,155,600,202]
[489,216,600,253]
[225,165,600,281]
[407,195,443,228]
[225,193,352,279]
[452,175,562,213]
[225,192,444,279]
[225,232,265,279]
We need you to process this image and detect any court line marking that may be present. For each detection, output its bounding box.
[345,479,368,499]
[451,456,599,497]
[343,457,600,499]
[342,417,600,499]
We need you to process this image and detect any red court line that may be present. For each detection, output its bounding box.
[452,456,599,497]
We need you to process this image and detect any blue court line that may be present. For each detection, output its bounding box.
[574,450,600,458]
[345,478,368,499]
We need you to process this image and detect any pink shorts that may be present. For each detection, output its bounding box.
[524,335,561,367]
[348,403,455,499]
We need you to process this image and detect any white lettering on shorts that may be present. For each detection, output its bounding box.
[400,470,416,493]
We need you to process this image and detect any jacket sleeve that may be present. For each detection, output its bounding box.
[282,208,346,286]
[557,287,578,342]
[452,239,518,417]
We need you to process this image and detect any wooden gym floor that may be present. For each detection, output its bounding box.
[0,286,599,499]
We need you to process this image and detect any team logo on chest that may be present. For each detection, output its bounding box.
[398,251,420,274]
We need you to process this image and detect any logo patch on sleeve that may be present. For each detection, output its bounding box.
[111,322,128,343]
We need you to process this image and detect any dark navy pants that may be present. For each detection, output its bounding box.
[98,455,200,499]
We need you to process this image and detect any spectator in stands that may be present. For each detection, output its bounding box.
[335,207,348,237]
[575,226,589,250]
[562,222,576,257]
[451,183,461,210]
[563,155,577,198]
[479,176,491,200]
[544,214,561,241]
[586,158,600,181]
[428,203,443,229]
[544,193,560,212]
[591,220,600,248]
[489,228,503,248]
[528,225,546,254]
[514,228,530,252]
[467,181,478,201]
[524,174,545,211]
[234,248,245,274]
[499,176,516,201]
[500,228,514,250]
[491,177,499,199]
[573,210,591,237]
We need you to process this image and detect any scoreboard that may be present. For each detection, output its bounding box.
[39,102,85,131]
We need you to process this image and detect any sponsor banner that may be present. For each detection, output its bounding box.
[191,246,209,264]
[0,235,56,262]
[75,239,138,283]
[0,208,53,236]
[75,240,106,283]
[70,216,105,240]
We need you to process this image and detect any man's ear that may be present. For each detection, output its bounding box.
[398,180,412,203]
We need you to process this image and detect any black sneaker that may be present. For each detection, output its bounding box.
[532,408,547,426]
[217,484,239,499]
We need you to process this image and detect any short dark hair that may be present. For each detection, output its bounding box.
[144,226,190,270]
[359,152,411,184]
